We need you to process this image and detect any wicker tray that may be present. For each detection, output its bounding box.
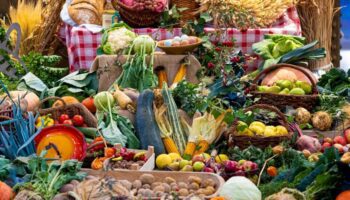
[112,1,161,27]
[82,169,225,199]
[227,104,293,149]
[38,97,97,128]
[250,64,319,110]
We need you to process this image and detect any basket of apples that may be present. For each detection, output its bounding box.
[157,35,202,55]
[112,0,167,27]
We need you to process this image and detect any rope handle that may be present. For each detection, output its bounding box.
[252,64,318,94]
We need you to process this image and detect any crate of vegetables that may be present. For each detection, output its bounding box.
[37,96,97,128]
[90,143,155,171]
[249,64,319,110]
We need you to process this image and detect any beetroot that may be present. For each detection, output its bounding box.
[296,135,321,153]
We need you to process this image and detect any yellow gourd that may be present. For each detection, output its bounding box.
[52,96,79,107]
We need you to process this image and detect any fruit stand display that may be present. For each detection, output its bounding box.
[1,0,350,200]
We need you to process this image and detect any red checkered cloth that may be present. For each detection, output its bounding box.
[59,7,301,72]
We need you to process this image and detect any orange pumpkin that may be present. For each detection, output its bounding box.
[210,197,226,200]
[0,181,14,200]
[336,191,350,200]
[52,96,79,107]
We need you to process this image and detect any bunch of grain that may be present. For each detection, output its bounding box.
[196,0,297,29]
[8,0,42,55]
[297,0,338,70]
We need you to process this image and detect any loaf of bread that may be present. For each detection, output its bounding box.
[68,0,105,25]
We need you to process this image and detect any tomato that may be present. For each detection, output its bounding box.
[62,119,73,126]
[267,166,278,177]
[82,97,96,113]
[104,147,116,158]
[72,115,84,126]
[59,114,70,124]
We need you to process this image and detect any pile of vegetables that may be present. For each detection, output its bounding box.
[317,68,350,99]
[120,0,167,13]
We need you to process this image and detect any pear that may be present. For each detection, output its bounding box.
[257,85,269,92]
[266,86,281,94]
[276,80,293,90]
[168,162,180,171]
[289,88,305,95]
[295,81,312,94]
[179,159,191,169]
[279,88,290,94]
[181,165,193,172]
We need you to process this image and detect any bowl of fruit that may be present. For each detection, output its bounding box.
[157,35,202,55]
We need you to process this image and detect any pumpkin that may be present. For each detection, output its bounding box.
[261,67,314,86]
[0,90,40,112]
[0,181,14,200]
[52,96,79,107]
[336,191,350,200]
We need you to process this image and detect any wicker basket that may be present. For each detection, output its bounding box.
[112,1,162,28]
[38,97,97,128]
[171,0,199,24]
[227,104,292,149]
[250,64,319,110]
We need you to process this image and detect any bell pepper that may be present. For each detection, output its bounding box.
[36,115,54,128]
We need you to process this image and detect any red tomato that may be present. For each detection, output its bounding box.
[72,115,84,126]
[59,114,70,124]
[62,119,73,126]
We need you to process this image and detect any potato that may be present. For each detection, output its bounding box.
[165,177,176,184]
[188,176,202,184]
[70,180,80,186]
[140,174,155,185]
[132,180,142,189]
[178,188,189,197]
[141,189,153,197]
[119,180,132,190]
[162,183,171,193]
[152,182,162,189]
[178,182,187,189]
[189,182,200,190]
[202,179,216,188]
[153,185,165,193]
[142,184,151,189]
[195,188,206,195]
[59,184,74,193]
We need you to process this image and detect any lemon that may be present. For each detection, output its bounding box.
[276,125,288,136]
[215,154,229,164]
[249,121,266,136]
[156,154,172,169]
[168,153,182,162]
[264,126,277,137]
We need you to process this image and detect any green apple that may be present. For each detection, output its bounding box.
[289,87,305,95]
[257,85,269,92]
[276,80,293,90]
[193,161,205,171]
[179,159,191,169]
[295,81,312,94]
[279,88,290,94]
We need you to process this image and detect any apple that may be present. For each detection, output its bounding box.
[193,161,205,171]
[179,159,191,169]
[344,129,350,144]
[334,144,344,154]
[251,162,258,171]
[322,142,332,152]
[234,170,245,176]
[192,155,205,163]
[323,137,333,144]
[242,161,254,172]
[204,167,215,173]
[224,161,238,173]
[202,153,211,162]
[334,136,347,146]
[238,159,246,165]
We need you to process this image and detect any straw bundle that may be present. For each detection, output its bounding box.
[297,0,338,70]
[8,0,42,55]
[197,0,297,29]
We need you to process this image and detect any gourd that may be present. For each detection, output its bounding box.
[0,90,40,112]
[161,84,187,155]
[336,190,350,200]
[52,96,79,107]
[0,181,14,200]
[136,90,165,155]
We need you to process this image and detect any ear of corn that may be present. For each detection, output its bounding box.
[183,142,196,160]
[162,137,180,154]
[193,140,210,155]
[171,63,187,88]
[157,69,168,89]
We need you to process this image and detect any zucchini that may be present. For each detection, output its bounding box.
[162,84,187,154]
[136,89,165,155]
[76,127,98,139]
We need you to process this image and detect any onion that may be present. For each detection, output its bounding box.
[133,35,155,54]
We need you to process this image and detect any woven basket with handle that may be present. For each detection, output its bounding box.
[112,1,162,28]
[227,104,292,149]
[250,64,319,110]
[38,97,97,128]
[171,0,199,24]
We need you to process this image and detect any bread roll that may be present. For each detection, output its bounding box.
[68,0,105,25]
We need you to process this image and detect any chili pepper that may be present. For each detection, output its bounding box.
[36,115,54,128]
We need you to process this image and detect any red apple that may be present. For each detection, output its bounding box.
[224,161,238,173]
[204,167,215,173]
[242,161,254,172]
[344,129,350,144]
[251,162,258,171]
[323,137,333,144]
[234,170,245,176]
[334,143,344,154]
[322,142,332,152]
[192,155,205,163]
[334,136,347,146]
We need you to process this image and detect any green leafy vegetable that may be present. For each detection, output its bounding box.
[317,68,350,98]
